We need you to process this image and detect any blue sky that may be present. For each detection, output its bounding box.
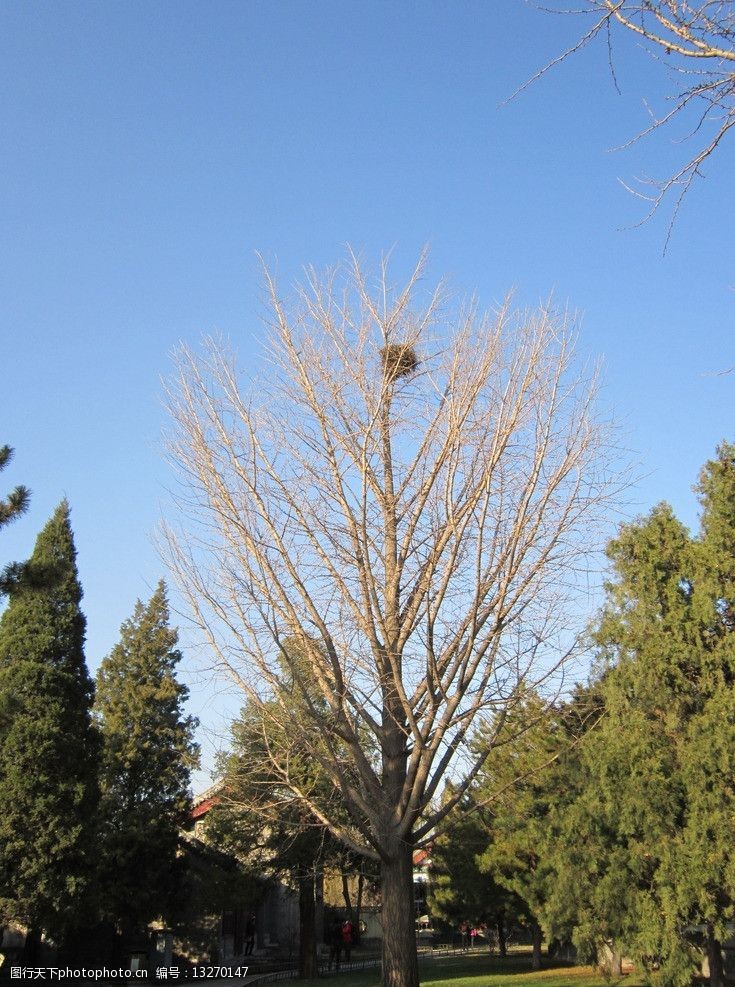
[2,1,733,780]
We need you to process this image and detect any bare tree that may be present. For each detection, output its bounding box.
[163,252,619,987]
[524,1,735,241]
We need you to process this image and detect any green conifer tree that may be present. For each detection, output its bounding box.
[0,444,31,596]
[95,581,199,935]
[209,637,373,977]
[472,445,735,985]
[0,445,30,530]
[475,693,584,970]
[556,444,735,987]
[0,501,99,955]
[427,791,524,955]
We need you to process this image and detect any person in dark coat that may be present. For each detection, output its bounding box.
[244,912,256,956]
[327,919,342,971]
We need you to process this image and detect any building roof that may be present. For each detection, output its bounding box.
[190,782,222,821]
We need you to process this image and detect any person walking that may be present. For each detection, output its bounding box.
[341,919,354,965]
[244,912,256,956]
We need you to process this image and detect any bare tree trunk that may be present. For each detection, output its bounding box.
[341,869,353,919]
[381,840,418,987]
[315,866,324,953]
[355,867,365,945]
[497,915,507,958]
[531,922,542,971]
[298,868,317,979]
[706,925,725,987]
[599,942,622,978]
[610,951,622,978]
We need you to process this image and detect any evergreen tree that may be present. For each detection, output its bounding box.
[0,444,30,596]
[209,638,372,977]
[560,443,735,987]
[427,791,524,955]
[211,703,330,978]
[475,693,584,970]
[0,445,29,530]
[0,501,98,954]
[469,444,735,985]
[95,580,199,934]
[541,684,641,976]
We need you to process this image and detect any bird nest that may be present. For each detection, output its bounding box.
[380,343,419,380]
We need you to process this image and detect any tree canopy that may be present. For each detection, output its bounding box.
[473,442,735,987]
[0,445,30,531]
[0,501,98,949]
[95,580,200,934]
[164,252,619,987]
[529,1,735,240]
[570,443,735,987]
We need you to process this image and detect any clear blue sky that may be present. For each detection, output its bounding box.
[2,1,733,780]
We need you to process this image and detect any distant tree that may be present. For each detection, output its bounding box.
[471,689,601,970]
[528,1,735,240]
[524,686,626,975]
[95,581,199,938]
[210,702,331,978]
[427,790,524,955]
[475,694,576,970]
[0,501,98,959]
[210,641,371,978]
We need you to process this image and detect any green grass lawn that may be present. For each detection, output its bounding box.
[301,951,646,987]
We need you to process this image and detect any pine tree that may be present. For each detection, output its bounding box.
[95,581,199,934]
[0,445,29,530]
[427,792,524,956]
[475,693,586,970]
[209,638,372,977]
[0,444,31,596]
[561,445,735,987]
[0,501,98,953]
[470,444,735,985]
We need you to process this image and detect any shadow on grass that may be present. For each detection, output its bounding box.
[302,951,646,987]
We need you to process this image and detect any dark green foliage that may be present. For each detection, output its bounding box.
[95,580,199,932]
[548,443,735,986]
[0,444,30,596]
[428,791,524,950]
[0,445,30,530]
[474,692,596,967]
[695,443,735,587]
[210,639,372,977]
[211,636,366,880]
[210,700,333,978]
[0,501,99,939]
[172,836,264,962]
[436,444,735,985]
[210,702,332,872]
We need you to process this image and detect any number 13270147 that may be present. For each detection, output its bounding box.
[190,967,249,978]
